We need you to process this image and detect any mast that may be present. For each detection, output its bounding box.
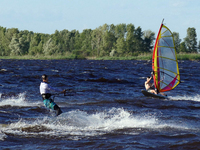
[161,18,164,24]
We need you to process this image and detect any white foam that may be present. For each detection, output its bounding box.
[168,94,200,102]
[1,108,192,138]
[0,92,42,107]
[0,131,7,141]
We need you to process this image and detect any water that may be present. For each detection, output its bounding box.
[0,59,200,149]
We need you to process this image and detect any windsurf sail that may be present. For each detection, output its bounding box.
[152,21,180,93]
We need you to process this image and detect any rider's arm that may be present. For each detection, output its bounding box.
[146,76,152,84]
[47,84,62,93]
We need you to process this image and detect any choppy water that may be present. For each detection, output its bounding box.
[0,59,200,149]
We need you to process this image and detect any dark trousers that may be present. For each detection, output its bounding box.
[41,93,62,116]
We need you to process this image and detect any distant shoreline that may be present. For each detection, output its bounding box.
[0,53,199,60]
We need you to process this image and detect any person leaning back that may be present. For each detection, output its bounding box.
[39,74,66,116]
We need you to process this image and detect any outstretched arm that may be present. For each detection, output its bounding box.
[146,76,152,84]
[47,84,65,94]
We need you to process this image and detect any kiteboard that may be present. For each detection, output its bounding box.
[141,90,167,99]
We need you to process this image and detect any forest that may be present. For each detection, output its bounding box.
[0,23,199,59]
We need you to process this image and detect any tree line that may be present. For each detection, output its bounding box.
[0,23,199,58]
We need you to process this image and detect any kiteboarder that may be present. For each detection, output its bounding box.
[145,74,157,94]
[40,74,66,116]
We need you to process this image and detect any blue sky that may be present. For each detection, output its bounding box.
[0,0,199,41]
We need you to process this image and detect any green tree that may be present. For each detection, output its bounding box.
[115,37,126,56]
[0,43,3,56]
[57,29,77,54]
[184,27,197,53]
[79,29,92,56]
[173,32,181,53]
[1,23,193,58]
[19,36,29,55]
[29,33,42,55]
[74,30,81,52]
[0,27,7,55]
[9,34,21,55]
[69,30,77,52]
[143,30,155,52]
[0,27,14,55]
[198,41,200,53]
[101,24,115,56]
[126,24,135,55]
[5,28,19,41]
[114,23,126,39]
[57,29,70,53]
[91,28,102,56]
[133,26,144,54]
[179,41,187,53]
[43,38,59,55]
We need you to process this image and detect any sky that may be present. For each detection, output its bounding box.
[0,0,199,41]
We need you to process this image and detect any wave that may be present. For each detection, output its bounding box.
[79,77,130,84]
[0,130,7,141]
[168,94,200,102]
[0,92,42,107]
[0,108,192,140]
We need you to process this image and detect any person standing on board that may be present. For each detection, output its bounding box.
[40,74,66,116]
[145,73,167,96]
[145,74,157,94]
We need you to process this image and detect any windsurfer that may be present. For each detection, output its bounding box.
[145,75,157,94]
[40,74,66,116]
[145,74,167,96]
